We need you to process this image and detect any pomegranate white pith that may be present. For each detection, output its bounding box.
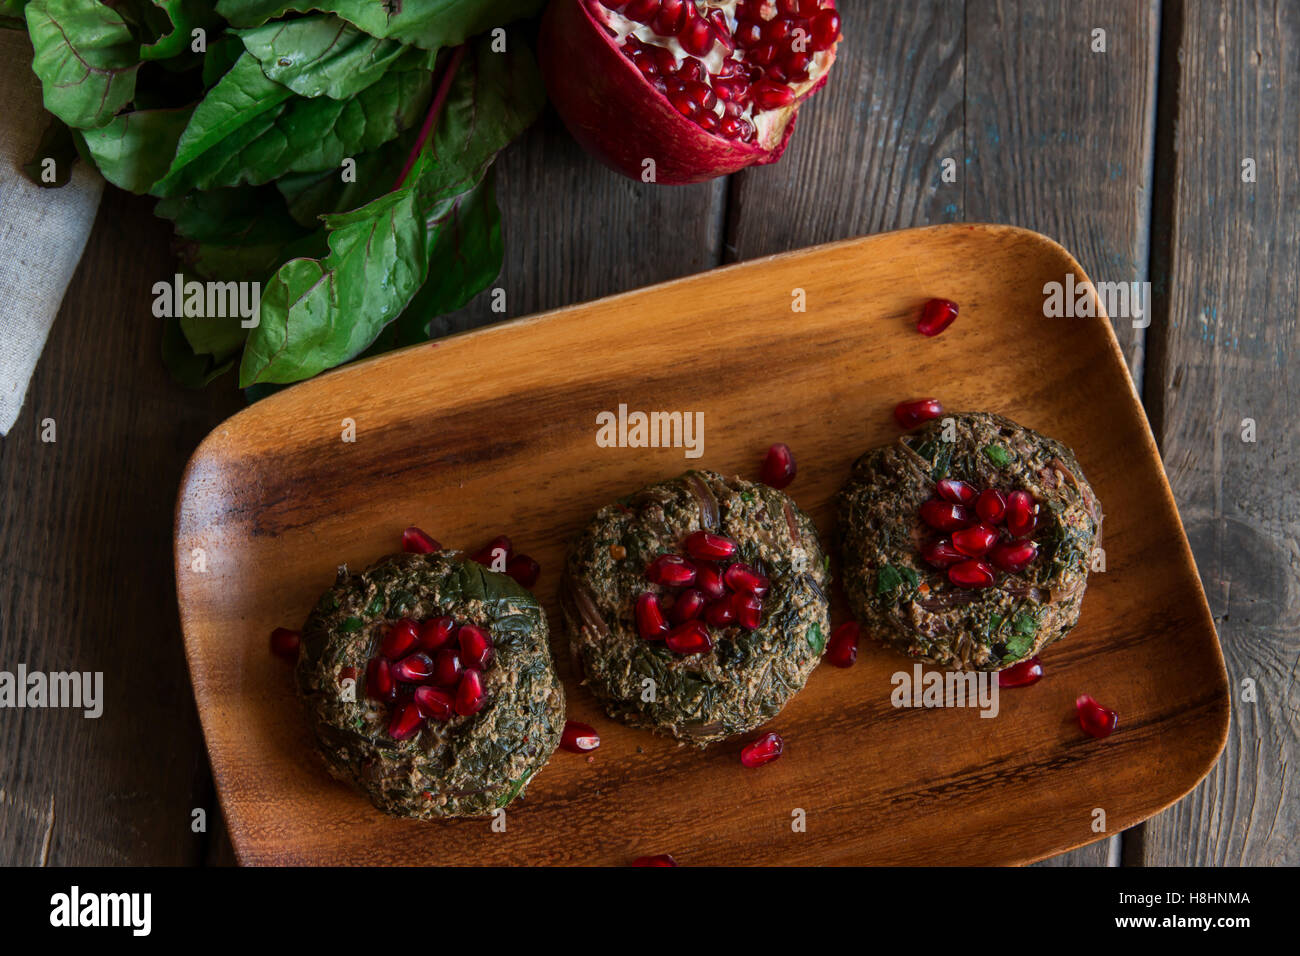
[540,0,841,184]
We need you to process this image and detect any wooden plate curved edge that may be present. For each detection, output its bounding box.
[174,223,1230,866]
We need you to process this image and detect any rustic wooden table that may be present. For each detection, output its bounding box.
[0,0,1294,866]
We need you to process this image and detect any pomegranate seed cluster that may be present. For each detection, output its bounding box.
[917,478,1043,589]
[636,530,770,654]
[365,615,493,740]
[606,0,841,142]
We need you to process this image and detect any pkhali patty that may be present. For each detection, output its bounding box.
[561,470,830,745]
[295,552,564,818]
[837,412,1102,671]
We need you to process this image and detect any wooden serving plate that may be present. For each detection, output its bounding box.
[175,224,1229,866]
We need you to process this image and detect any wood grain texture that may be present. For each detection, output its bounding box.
[1141,0,1299,866]
[174,225,1227,866]
[0,189,242,864]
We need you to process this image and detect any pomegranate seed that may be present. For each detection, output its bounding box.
[952,524,999,557]
[751,79,795,109]
[810,8,841,50]
[338,665,357,685]
[380,619,419,659]
[936,478,978,505]
[740,731,784,767]
[676,57,705,82]
[825,621,859,668]
[1076,694,1119,738]
[270,627,300,661]
[471,534,512,569]
[919,499,975,532]
[506,553,541,588]
[560,720,601,753]
[668,90,699,117]
[631,854,678,867]
[1005,491,1038,538]
[652,0,686,34]
[760,442,797,488]
[948,559,995,588]
[652,45,678,74]
[413,685,454,720]
[920,539,965,568]
[635,592,670,640]
[723,562,769,596]
[366,657,396,701]
[669,588,706,624]
[684,530,738,560]
[917,297,958,336]
[388,702,424,740]
[432,648,463,687]
[418,615,456,652]
[734,19,763,46]
[646,553,698,587]
[665,619,713,655]
[624,0,660,23]
[696,112,720,132]
[707,9,734,50]
[402,526,441,554]
[458,624,493,669]
[455,668,487,716]
[732,591,763,630]
[391,652,435,683]
[782,49,812,76]
[680,6,715,56]
[998,657,1044,688]
[705,596,736,627]
[695,561,726,599]
[989,539,1039,573]
[893,398,944,429]
[762,16,794,42]
[976,488,1007,524]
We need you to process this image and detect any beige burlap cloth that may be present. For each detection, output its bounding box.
[0,28,104,435]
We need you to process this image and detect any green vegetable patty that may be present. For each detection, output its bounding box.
[561,470,831,745]
[296,552,564,818]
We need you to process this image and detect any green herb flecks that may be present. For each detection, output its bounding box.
[807,622,826,654]
[982,444,1013,467]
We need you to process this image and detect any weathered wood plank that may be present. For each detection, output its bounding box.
[1142,0,1299,866]
[0,189,240,864]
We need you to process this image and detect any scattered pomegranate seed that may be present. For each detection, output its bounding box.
[695,561,727,599]
[723,562,769,596]
[810,8,842,50]
[455,668,487,716]
[1076,694,1118,738]
[366,657,396,702]
[952,523,999,557]
[338,665,357,685]
[989,539,1039,573]
[631,854,678,867]
[684,530,738,560]
[705,596,737,628]
[506,553,541,588]
[917,297,958,336]
[402,526,441,554]
[937,478,978,505]
[388,702,424,741]
[270,627,300,661]
[391,652,435,683]
[1005,491,1038,538]
[894,398,944,429]
[761,442,797,489]
[919,498,975,532]
[432,648,463,687]
[646,553,698,587]
[665,619,713,655]
[948,559,996,588]
[976,488,1007,524]
[560,720,601,753]
[418,615,456,652]
[669,588,707,624]
[380,619,420,659]
[825,621,859,668]
[458,624,494,670]
[920,539,965,568]
[471,534,513,568]
[732,591,763,630]
[998,657,1044,688]
[740,731,784,768]
[635,591,670,641]
[414,685,454,721]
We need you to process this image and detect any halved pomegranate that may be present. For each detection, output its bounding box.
[540,1,841,185]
